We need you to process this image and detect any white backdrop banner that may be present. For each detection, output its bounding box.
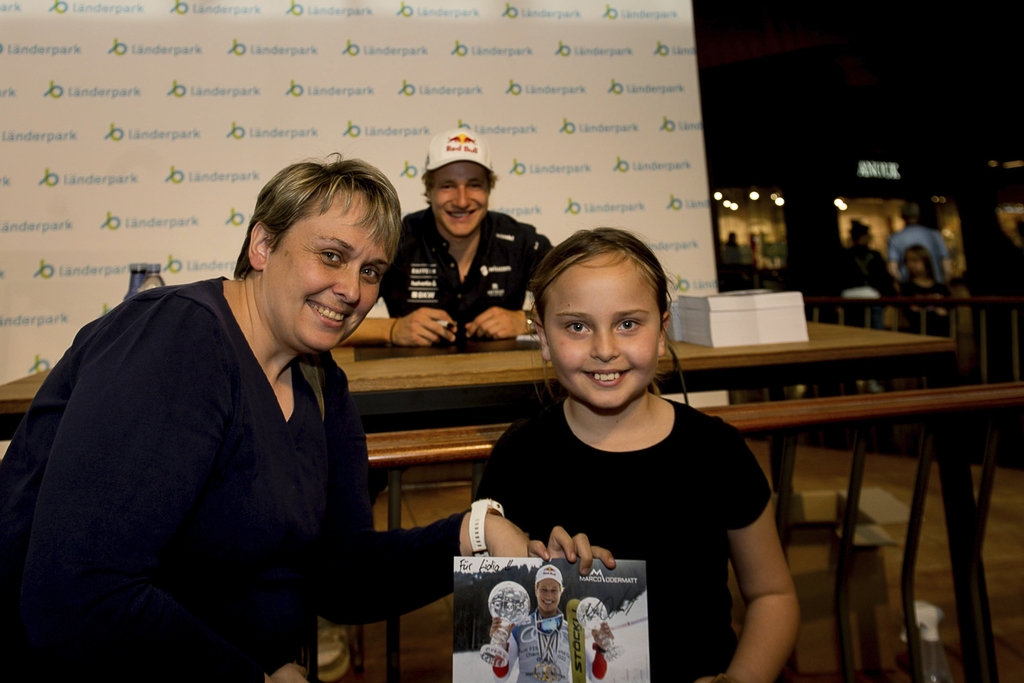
[0,0,716,383]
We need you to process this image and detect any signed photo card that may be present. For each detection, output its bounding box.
[453,557,650,683]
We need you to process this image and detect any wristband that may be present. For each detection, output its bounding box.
[388,319,398,345]
[469,498,505,556]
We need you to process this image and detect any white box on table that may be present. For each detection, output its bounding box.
[669,289,809,347]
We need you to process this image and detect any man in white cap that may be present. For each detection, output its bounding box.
[355,130,551,346]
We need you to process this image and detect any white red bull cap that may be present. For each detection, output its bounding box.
[535,564,563,586]
[425,129,493,172]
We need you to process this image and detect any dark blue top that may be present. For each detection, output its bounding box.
[0,280,462,681]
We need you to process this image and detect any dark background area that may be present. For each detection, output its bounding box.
[692,1,1024,295]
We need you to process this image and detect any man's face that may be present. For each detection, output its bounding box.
[427,161,490,243]
[535,578,563,618]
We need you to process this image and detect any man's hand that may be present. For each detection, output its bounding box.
[391,307,457,346]
[528,526,616,576]
[466,307,527,340]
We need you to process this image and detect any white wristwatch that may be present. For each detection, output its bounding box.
[470,498,505,556]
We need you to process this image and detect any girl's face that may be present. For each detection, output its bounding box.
[906,252,927,278]
[536,256,667,416]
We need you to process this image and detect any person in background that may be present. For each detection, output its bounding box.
[902,245,951,336]
[477,228,799,683]
[888,202,952,286]
[347,130,551,346]
[841,221,896,330]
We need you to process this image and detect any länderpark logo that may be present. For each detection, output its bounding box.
[653,40,695,56]
[339,121,430,138]
[396,1,478,19]
[452,40,532,58]
[606,78,683,95]
[38,167,138,187]
[165,165,261,184]
[48,0,143,15]
[397,79,482,97]
[29,255,232,281]
[28,355,51,374]
[659,116,703,132]
[610,156,691,173]
[226,208,246,226]
[100,210,199,231]
[501,3,580,19]
[225,121,318,140]
[671,275,717,293]
[2,128,77,143]
[1,217,72,235]
[460,121,537,137]
[564,196,645,215]
[558,117,639,135]
[167,80,261,98]
[104,122,200,142]
[602,4,679,20]
[505,79,585,97]
[554,40,631,57]
[0,42,80,56]
[340,39,427,57]
[285,0,371,16]
[400,161,418,178]
[284,79,373,97]
[227,39,316,57]
[666,195,710,210]
[170,0,259,15]
[509,158,590,176]
[108,37,202,56]
[43,80,141,99]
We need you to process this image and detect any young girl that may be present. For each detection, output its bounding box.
[477,228,799,683]
[901,245,951,336]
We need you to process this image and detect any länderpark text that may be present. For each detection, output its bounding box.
[1,219,72,234]
[30,256,234,280]
[104,123,199,142]
[558,118,639,135]
[225,122,317,140]
[168,0,259,15]
[3,129,77,143]
[100,212,199,230]
[563,198,645,215]
[106,39,201,57]
[460,121,537,137]
[494,205,542,219]
[38,169,137,186]
[42,81,140,99]
[284,81,373,97]
[45,0,143,14]
[0,43,81,55]
[395,3,478,19]
[340,41,426,57]
[508,159,590,176]
[0,313,70,328]
[611,157,691,173]
[283,0,369,16]
[396,80,482,97]
[164,166,261,183]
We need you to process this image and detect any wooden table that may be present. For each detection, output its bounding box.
[336,322,957,430]
[1,323,956,438]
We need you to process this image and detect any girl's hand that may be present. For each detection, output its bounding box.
[529,526,616,575]
[266,662,307,683]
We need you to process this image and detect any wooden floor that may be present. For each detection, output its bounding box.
[342,439,1024,683]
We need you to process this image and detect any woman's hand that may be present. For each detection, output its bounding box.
[529,526,616,575]
[266,662,307,683]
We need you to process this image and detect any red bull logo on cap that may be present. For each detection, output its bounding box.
[446,133,478,154]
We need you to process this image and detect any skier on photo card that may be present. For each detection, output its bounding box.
[489,564,612,683]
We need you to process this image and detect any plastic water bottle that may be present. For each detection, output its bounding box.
[138,263,165,292]
[916,601,955,683]
[124,263,149,300]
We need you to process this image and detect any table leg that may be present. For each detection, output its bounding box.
[935,419,998,683]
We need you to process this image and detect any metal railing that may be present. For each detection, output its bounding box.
[804,296,1024,384]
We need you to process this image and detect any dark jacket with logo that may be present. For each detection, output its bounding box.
[381,208,551,325]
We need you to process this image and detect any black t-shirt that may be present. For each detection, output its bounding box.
[380,208,551,325]
[477,399,771,682]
